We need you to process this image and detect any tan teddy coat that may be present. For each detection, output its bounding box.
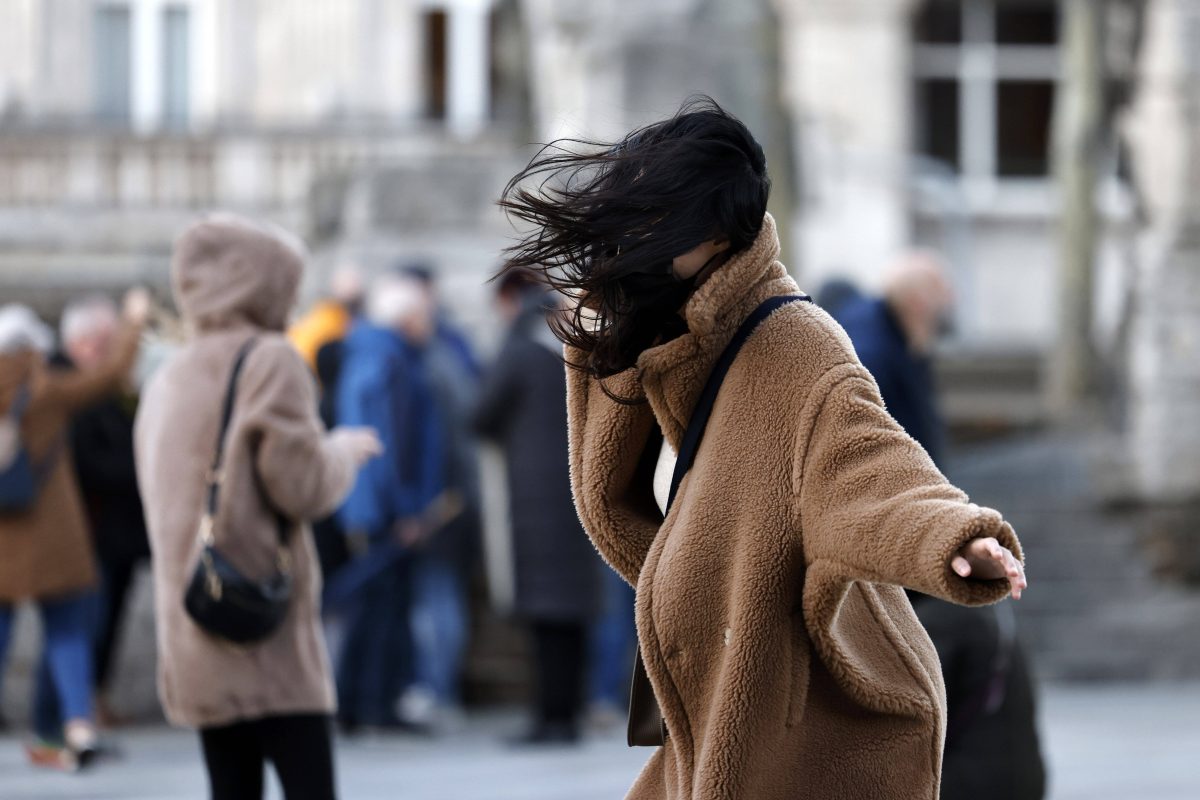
[0,327,140,602]
[135,217,360,729]
[566,214,1022,800]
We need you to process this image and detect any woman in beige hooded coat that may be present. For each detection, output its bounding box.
[499,99,1028,800]
[134,215,379,800]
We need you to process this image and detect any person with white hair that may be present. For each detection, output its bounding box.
[57,293,152,731]
[332,273,448,733]
[0,293,147,771]
[832,252,1046,800]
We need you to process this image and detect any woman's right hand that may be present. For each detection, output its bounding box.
[330,426,383,466]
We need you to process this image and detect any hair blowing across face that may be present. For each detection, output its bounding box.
[498,97,771,385]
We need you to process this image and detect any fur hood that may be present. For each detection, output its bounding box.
[171,214,304,333]
[566,214,1022,799]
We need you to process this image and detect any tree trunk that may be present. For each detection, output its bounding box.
[1050,0,1106,418]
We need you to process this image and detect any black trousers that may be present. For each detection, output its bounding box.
[94,551,145,690]
[199,714,336,800]
[531,620,587,728]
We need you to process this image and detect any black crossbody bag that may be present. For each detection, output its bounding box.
[628,294,811,747]
[184,339,293,645]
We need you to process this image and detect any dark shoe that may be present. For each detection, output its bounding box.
[64,722,99,772]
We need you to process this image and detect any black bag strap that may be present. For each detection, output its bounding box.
[666,294,811,512]
[202,338,290,553]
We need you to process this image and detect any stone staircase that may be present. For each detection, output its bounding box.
[946,430,1200,681]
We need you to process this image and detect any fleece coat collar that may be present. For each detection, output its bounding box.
[636,213,798,449]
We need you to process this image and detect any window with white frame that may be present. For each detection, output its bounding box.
[93,0,197,131]
[913,0,1061,182]
[94,5,133,123]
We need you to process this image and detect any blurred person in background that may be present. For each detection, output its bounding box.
[498,98,1027,800]
[134,215,381,800]
[334,275,453,732]
[25,294,152,763]
[0,293,146,771]
[59,294,150,728]
[396,265,481,730]
[473,271,602,745]
[813,276,864,323]
[401,263,481,382]
[586,555,637,730]
[288,265,365,374]
[292,266,368,590]
[832,252,1046,800]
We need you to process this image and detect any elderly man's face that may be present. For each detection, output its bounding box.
[66,318,117,369]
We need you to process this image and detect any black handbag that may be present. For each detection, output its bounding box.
[184,338,293,645]
[628,294,811,747]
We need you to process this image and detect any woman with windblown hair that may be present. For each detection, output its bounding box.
[497,98,1028,800]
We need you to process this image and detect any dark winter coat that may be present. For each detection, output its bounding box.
[474,307,601,622]
[71,390,150,563]
[911,598,1046,800]
[424,324,482,569]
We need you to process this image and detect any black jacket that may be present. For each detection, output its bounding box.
[71,392,150,562]
[474,309,601,622]
[911,598,1046,800]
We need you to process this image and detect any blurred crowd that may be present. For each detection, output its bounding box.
[0,221,638,776]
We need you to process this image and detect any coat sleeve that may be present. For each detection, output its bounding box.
[40,325,141,414]
[795,363,1021,606]
[565,347,662,587]
[335,353,407,533]
[238,339,358,522]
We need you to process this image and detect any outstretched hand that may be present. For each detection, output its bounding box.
[951,537,1026,600]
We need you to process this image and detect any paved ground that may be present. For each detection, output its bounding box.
[1,683,1197,799]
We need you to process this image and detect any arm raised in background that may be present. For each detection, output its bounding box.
[239,338,379,523]
[795,362,1025,604]
[40,288,149,415]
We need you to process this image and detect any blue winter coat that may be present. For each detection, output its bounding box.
[336,323,445,537]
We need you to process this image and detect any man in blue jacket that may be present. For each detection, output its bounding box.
[334,275,445,732]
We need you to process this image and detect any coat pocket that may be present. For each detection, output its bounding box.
[803,561,938,721]
[786,608,812,728]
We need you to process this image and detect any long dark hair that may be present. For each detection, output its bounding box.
[498,97,771,384]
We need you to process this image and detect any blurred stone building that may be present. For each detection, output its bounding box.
[0,0,529,334]
[6,0,1197,718]
[0,0,1140,421]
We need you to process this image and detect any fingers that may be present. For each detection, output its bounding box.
[1008,553,1027,601]
[359,429,384,457]
[954,536,1029,600]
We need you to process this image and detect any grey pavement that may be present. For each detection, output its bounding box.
[1,683,1197,800]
